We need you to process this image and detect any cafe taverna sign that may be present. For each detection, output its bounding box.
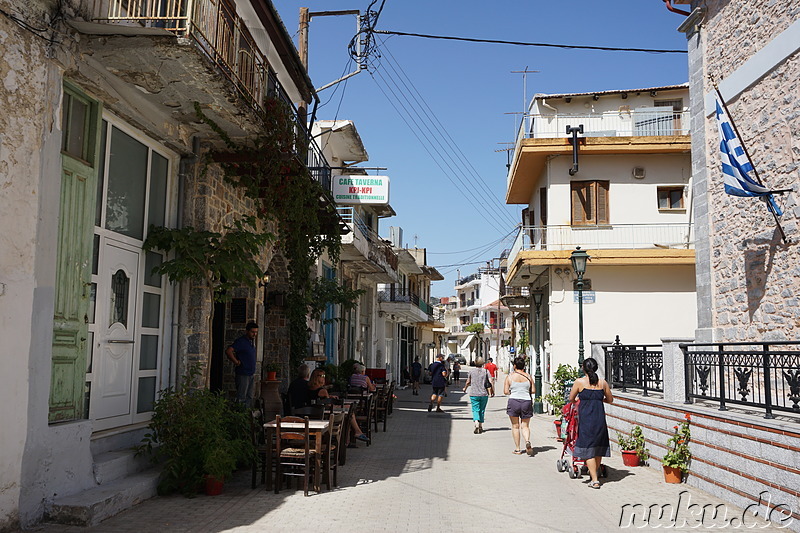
[332,175,390,205]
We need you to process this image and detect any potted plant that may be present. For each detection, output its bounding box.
[138,365,254,496]
[617,425,650,467]
[543,364,580,414]
[662,414,692,483]
[202,445,238,496]
[264,362,281,381]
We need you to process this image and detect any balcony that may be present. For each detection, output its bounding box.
[524,109,690,139]
[505,224,695,284]
[78,0,331,189]
[378,288,432,323]
[338,207,398,283]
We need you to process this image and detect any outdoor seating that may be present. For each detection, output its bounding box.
[321,411,345,489]
[354,393,375,446]
[374,382,394,432]
[293,404,326,420]
[274,416,319,496]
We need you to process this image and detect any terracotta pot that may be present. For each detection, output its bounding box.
[621,450,640,467]
[663,465,683,483]
[554,419,563,442]
[266,371,277,381]
[205,475,224,496]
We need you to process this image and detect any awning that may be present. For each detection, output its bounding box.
[460,333,477,351]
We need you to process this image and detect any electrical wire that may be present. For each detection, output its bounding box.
[428,231,519,255]
[0,7,60,44]
[374,29,687,54]
[376,37,519,227]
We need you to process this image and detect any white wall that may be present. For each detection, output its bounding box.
[546,265,697,378]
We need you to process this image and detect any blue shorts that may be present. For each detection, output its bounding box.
[432,387,445,397]
[506,398,533,419]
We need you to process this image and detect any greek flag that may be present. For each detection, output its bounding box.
[715,98,782,216]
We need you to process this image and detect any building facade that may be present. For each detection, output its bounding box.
[504,84,698,394]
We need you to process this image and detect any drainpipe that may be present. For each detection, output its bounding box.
[662,0,690,16]
[566,125,583,176]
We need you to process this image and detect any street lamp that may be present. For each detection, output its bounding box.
[570,246,590,376]
[531,287,544,414]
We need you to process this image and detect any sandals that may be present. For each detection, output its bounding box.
[525,441,533,456]
[512,449,525,455]
[588,481,601,489]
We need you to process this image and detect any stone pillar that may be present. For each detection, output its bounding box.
[590,340,614,380]
[661,337,694,403]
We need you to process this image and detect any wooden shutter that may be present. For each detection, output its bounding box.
[50,86,101,423]
[596,181,610,224]
[539,187,547,225]
[571,182,592,225]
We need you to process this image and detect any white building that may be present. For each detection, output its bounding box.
[504,84,697,398]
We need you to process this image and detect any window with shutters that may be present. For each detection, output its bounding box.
[571,181,609,226]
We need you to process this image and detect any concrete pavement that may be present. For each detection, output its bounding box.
[29,375,788,532]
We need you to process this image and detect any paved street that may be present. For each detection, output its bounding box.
[30,377,785,533]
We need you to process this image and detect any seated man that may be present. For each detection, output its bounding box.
[287,363,310,413]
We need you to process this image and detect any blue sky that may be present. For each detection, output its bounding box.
[270,1,691,297]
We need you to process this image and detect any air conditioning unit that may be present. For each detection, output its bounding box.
[632,166,646,179]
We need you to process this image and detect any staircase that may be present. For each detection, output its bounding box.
[45,427,160,526]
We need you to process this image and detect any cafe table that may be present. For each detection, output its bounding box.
[264,417,330,491]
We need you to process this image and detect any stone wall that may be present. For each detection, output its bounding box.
[691,0,800,342]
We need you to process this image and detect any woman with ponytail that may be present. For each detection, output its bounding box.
[568,357,613,488]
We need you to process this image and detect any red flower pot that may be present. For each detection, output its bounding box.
[205,475,224,496]
[663,465,683,484]
[621,450,640,467]
[266,371,277,381]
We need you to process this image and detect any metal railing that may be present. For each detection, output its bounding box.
[337,207,398,271]
[681,341,800,419]
[507,223,693,266]
[456,273,480,286]
[603,337,663,395]
[92,0,332,191]
[378,287,433,317]
[524,110,690,139]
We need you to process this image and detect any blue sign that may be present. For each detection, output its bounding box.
[573,291,596,304]
[509,347,516,354]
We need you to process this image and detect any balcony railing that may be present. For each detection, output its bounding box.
[681,341,800,419]
[603,338,664,395]
[508,223,693,268]
[337,207,398,271]
[524,109,690,139]
[378,288,433,317]
[92,0,331,190]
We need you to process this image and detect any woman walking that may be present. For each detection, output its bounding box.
[568,357,614,488]
[462,357,491,434]
[504,357,535,455]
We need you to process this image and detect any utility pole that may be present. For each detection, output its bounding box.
[299,7,309,69]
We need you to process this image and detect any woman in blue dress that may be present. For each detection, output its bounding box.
[568,358,614,488]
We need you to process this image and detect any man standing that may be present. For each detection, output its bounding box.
[428,354,448,413]
[410,357,422,395]
[484,358,498,397]
[226,321,258,407]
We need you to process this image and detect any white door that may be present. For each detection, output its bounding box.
[92,242,139,425]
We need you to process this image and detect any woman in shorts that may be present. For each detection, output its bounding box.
[504,356,535,455]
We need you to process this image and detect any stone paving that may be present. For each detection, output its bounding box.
[29,376,789,532]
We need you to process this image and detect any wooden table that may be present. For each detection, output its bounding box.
[264,418,330,492]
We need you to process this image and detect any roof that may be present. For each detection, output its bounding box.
[481,299,510,311]
[534,83,689,100]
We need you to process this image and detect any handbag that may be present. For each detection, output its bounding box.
[483,369,492,391]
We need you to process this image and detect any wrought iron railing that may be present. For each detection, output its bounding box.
[378,287,434,317]
[337,207,398,271]
[681,341,800,419]
[603,337,663,395]
[92,0,332,191]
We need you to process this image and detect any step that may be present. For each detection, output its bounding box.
[45,469,160,527]
[93,449,154,485]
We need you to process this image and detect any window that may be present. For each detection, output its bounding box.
[657,186,685,210]
[571,181,609,225]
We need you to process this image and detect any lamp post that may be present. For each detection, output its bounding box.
[531,286,544,414]
[570,247,590,377]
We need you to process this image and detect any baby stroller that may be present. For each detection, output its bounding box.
[556,392,607,479]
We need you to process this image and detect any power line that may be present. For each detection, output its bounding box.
[376,38,520,227]
[374,30,687,54]
[428,232,518,255]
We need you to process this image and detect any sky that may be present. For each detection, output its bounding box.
[270,0,691,297]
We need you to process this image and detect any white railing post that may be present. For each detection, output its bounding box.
[661,337,693,403]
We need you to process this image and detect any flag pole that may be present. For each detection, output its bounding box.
[713,85,788,244]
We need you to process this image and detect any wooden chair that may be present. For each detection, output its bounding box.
[375,382,394,432]
[250,408,270,489]
[354,393,375,446]
[387,381,396,416]
[274,416,318,496]
[322,411,345,490]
